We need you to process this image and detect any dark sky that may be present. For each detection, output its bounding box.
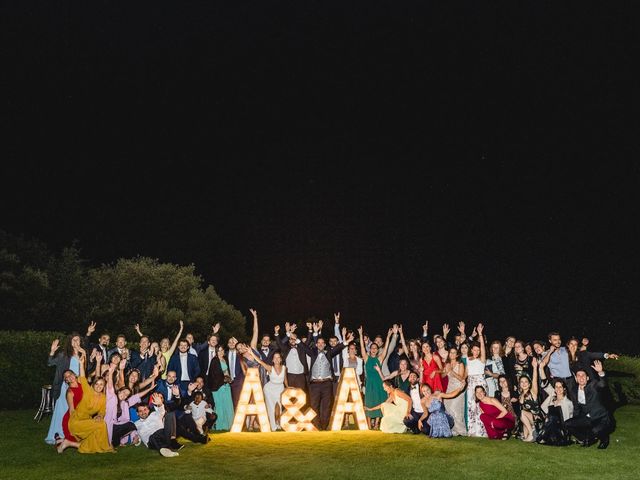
[2,3,639,352]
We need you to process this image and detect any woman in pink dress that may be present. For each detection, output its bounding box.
[475,385,515,439]
[420,342,443,392]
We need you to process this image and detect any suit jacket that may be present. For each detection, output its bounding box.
[129,350,156,380]
[47,352,72,400]
[305,334,346,381]
[155,379,187,411]
[198,347,220,377]
[167,352,201,383]
[571,374,608,420]
[225,349,245,386]
[277,334,310,375]
[571,351,606,380]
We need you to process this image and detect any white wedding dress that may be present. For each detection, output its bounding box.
[264,365,287,431]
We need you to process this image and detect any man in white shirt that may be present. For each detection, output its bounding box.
[403,372,425,434]
[134,393,181,457]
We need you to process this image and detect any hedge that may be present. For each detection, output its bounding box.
[1,330,639,411]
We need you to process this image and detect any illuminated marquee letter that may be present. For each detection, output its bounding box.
[329,367,368,431]
[230,368,271,432]
[280,387,317,432]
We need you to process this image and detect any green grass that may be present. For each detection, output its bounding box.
[2,407,640,480]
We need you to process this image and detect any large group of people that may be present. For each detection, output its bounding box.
[45,310,619,457]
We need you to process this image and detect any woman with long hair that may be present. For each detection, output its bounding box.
[444,346,467,436]
[247,349,288,431]
[158,320,184,379]
[364,380,412,433]
[399,328,422,374]
[56,351,113,454]
[420,342,444,393]
[105,363,156,447]
[475,385,516,439]
[359,326,390,430]
[45,333,84,444]
[465,324,488,437]
[207,345,234,431]
[417,383,465,438]
[485,340,505,397]
[537,362,573,446]
[518,357,543,442]
[379,358,412,394]
[495,374,519,429]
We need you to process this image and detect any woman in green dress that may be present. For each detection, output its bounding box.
[358,326,391,430]
[376,358,412,394]
[210,346,235,431]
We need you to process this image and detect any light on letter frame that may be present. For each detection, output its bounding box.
[280,387,317,432]
[328,367,368,431]
[230,367,271,432]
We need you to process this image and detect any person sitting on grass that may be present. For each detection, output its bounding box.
[185,391,215,435]
[134,393,182,457]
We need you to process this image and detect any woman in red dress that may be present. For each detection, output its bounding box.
[475,385,515,439]
[61,370,83,443]
[420,342,444,392]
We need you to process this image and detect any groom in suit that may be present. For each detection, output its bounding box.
[168,339,201,390]
[307,321,352,430]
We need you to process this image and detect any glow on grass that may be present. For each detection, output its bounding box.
[280,387,318,432]
[329,367,369,431]
[230,368,271,432]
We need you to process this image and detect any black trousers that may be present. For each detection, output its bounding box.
[148,412,176,451]
[309,380,334,430]
[111,421,136,446]
[177,413,207,443]
[403,409,423,434]
[565,414,611,443]
[287,373,308,393]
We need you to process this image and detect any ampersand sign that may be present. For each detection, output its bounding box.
[280,387,318,432]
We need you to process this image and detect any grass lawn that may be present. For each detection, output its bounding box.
[2,407,639,480]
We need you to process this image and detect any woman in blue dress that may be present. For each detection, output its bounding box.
[45,334,83,444]
[418,383,465,438]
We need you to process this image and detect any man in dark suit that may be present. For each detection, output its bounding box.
[276,323,311,393]
[198,334,220,377]
[306,322,353,430]
[226,336,245,407]
[168,339,201,390]
[565,360,611,449]
[155,370,187,413]
[83,321,111,374]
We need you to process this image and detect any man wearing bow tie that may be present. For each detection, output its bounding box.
[198,334,220,377]
[403,372,426,434]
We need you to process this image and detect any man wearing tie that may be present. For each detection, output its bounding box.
[198,334,220,377]
[84,321,110,374]
[226,336,244,407]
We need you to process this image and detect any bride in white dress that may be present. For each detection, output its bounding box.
[248,350,288,430]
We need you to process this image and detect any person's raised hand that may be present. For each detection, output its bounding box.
[179,319,184,329]
[108,363,117,374]
[442,324,450,337]
[476,323,484,335]
[531,357,538,369]
[171,385,180,396]
[119,358,127,370]
[357,325,363,335]
[422,321,429,335]
[398,324,403,334]
[334,312,340,324]
[188,382,197,393]
[608,353,619,360]
[345,332,355,344]
[318,320,324,331]
[592,360,604,374]
[285,322,291,333]
[95,351,103,363]
[50,339,60,353]
[274,325,281,335]
[250,309,257,318]
[151,392,163,406]
[457,321,465,334]
[87,321,97,335]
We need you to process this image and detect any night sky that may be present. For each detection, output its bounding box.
[2,3,639,352]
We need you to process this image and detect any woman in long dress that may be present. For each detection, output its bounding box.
[248,350,288,431]
[359,326,390,430]
[420,342,444,393]
[465,324,488,437]
[399,328,422,374]
[57,352,113,454]
[444,347,467,436]
[485,340,505,397]
[379,358,412,394]
[208,346,235,431]
[46,334,82,444]
[475,385,516,439]
[364,380,411,433]
[518,357,544,442]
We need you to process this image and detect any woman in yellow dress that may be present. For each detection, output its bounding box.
[364,380,412,433]
[57,349,114,454]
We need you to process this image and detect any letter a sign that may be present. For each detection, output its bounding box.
[328,367,368,430]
